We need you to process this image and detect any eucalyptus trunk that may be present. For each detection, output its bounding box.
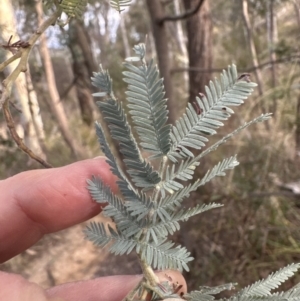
[183,0,213,103]
[35,1,84,159]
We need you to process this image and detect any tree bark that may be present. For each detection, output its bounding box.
[119,14,131,58]
[173,0,189,93]
[68,20,98,126]
[183,0,212,103]
[0,0,46,159]
[241,0,264,98]
[25,63,47,152]
[35,1,83,159]
[266,0,277,114]
[146,0,177,124]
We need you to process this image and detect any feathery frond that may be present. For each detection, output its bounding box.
[87,176,142,237]
[94,122,138,201]
[137,240,193,272]
[85,222,138,255]
[98,99,160,188]
[197,156,239,185]
[94,121,124,182]
[123,44,171,158]
[59,0,87,18]
[149,156,238,226]
[110,0,132,12]
[85,41,283,298]
[124,193,154,221]
[159,156,238,197]
[225,295,300,301]
[92,68,160,189]
[86,222,192,271]
[189,113,272,164]
[168,65,257,162]
[238,263,300,297]
[185,283,236,301]
[92,65,114,97]
[148,203,223,241]
[274,283,300,299]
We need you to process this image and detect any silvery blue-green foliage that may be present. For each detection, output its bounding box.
[84,43,300,300]
[184,263,300,301]
[168,66,257,162]
[124,44,172,159]
[85,42,272,275]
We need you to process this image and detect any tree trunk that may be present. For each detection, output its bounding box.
[293,0,300,160]
[119,14,131,58]
[92,2,111,67]
[35,1,83,159]
[296,96,300,157]
[0,0,46,159]
[25,63,47,152]
[183,0,213,103]
[146,0,177,124]
[241,0,264,99]
[293,0,300,28]
[173,0,189,94]
[68,20,98,126]
[266,0,277,114]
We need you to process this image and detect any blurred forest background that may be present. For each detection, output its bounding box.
[1,0,300,295]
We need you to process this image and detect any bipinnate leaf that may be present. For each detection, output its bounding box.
[92,65,114,97]
[237,263,300,297]
[137,239,193,272]
[92,68,161,189]
[168,65,257,162]
[86,42,280,288]
[87,176,142,237]
[185,283,236,301]
[123,43,171,159]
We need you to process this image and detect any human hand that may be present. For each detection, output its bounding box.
[0,158,186,301]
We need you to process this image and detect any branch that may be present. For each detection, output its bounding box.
[0,9,62,110]
[158,0,205,24]
[2,102,52,168]
[171,55,300,74]
[58,75,79,102]
[0,8,61,168]
[0,51,21,72]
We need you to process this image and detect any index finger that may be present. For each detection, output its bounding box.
[0,157,116,263]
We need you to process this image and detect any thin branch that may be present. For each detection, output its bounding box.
[57,75,79,102]
[171,55,300,74]
[0,51,21,72]
[0,8,61,168]
[158,0,205,24]
[0,8,62,110]
[2,102,52,168]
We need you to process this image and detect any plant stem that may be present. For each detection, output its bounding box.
[138,253,159,286]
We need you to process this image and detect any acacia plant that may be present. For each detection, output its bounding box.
[1,1,300,300]
[84,41,300,301]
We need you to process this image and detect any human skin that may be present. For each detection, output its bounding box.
[0,158,186,301]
